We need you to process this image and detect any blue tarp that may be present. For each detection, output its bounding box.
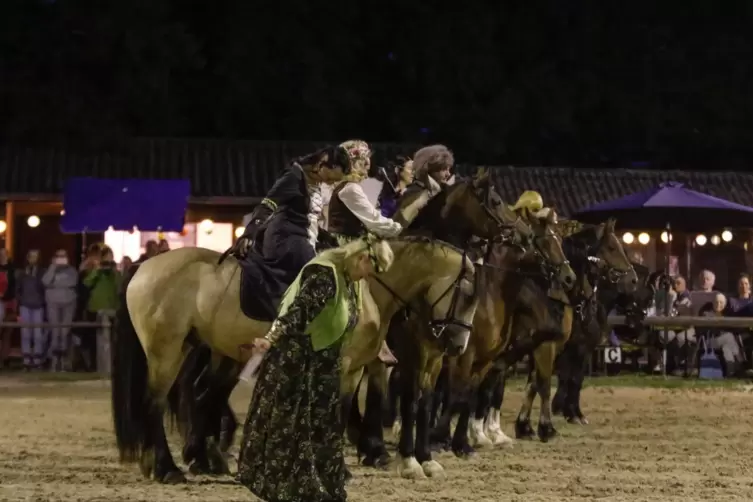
[60,177,190,233]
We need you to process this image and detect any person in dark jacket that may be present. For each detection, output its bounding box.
[375,156,414,218]
[16,249,46,370]
[226,142,358,320]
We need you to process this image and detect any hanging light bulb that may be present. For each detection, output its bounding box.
[234,227,245,238]
[660,231,673,243]
[27,215,40,228]
[0,220,6,234]
[622,232,635,244]
[721,230,733,242]
[198,219,214,235]
[710,235,721,246]
[695,234,707,246]
[638,232,650,245]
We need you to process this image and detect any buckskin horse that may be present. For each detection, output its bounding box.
[112,175,510,482]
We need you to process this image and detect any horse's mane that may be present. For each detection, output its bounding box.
[386,235,469,271]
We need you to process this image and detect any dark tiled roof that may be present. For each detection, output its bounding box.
[458,165,753,217]
[0,139,416,199]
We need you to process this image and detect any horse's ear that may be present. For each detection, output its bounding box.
[595,222,606,240]
[473,167,489,188]
[606,217,617,234]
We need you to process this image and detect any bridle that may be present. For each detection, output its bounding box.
[370,239,476,343]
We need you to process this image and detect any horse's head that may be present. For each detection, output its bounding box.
[438,168,504,240]
[522,207,577,291]
[590,218,639,294]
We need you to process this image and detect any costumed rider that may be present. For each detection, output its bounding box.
[375,156,414,218]
[231,145,352,270]
[327,140,403,364]
[393,144,454,227]
[226,143,356,320]
[510,190,557,221]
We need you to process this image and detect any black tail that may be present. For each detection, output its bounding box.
[111,263,150,463]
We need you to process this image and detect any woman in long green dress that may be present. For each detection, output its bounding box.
[237,236,394,502]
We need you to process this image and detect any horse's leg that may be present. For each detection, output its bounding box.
[145,344,191,483]
[451,381,479,457]
[551,349,569,417]
[177,347,214,474]
[382,366,400,429]
[428,364,454,451]
[484,368,514,446]
[532,342,559,442]
[415,357,445,478]
[571,347,590,425]
[396,365,425,479]
[428,365,447,428]
[514,358,537,440]
[358,361,391,468]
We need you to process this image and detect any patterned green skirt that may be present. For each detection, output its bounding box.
[237,332,347,502]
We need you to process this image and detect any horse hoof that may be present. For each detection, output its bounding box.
[514,419,535,440]
[188,461,212,475]
[487,427,515,447]
[161,470,187,484]
[361,452,391,469]
[566,416,582,425]
[469,419,493,448]
[577,415,590,425]
[452,443,476,459]
[537,423,558,443]
[397,456,426,479]
[421,460,445,478]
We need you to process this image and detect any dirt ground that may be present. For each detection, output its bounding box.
[1,377,752,502]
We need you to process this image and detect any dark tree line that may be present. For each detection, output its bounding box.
[2,0,753,168]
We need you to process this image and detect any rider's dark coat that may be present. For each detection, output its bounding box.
[240,164,323,320]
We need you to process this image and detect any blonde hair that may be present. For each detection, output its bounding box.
[339,139,371,182]
[319,237,394,273]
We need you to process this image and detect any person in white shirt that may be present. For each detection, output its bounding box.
[327,141,402,364]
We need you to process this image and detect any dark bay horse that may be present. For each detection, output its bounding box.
[509,218,638,440]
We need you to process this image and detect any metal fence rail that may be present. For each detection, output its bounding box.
[0,319,113,374]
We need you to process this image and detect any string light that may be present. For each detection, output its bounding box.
[622,232,635,244]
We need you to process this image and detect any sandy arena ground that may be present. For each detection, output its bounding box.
[1,376,753,502]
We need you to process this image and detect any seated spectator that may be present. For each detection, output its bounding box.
[83,246,121,372]
[42,249,78,372]
[699,293,744,376]
[726,273,753,314]
[654,276,695,375]
[16,250,46,370]
[696,269,716,292]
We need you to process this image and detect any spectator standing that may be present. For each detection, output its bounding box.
[120,256,133,273]
[138,240,159,262]
[42,249,79,372]
[158,239,170,254]
[83,247,121,372]
[0,248,16,368]
[16,250,46,370]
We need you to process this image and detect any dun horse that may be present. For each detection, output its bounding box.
[111,238,482,483]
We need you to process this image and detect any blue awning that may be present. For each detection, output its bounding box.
[60,177,190,233]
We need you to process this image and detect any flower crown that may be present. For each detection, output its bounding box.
[339,140,371,165]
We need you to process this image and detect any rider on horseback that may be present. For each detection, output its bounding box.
[328,140,403,244]
[327,140,404,364]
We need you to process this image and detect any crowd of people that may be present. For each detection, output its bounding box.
[0,238,169,371]
[638,269,753,376]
